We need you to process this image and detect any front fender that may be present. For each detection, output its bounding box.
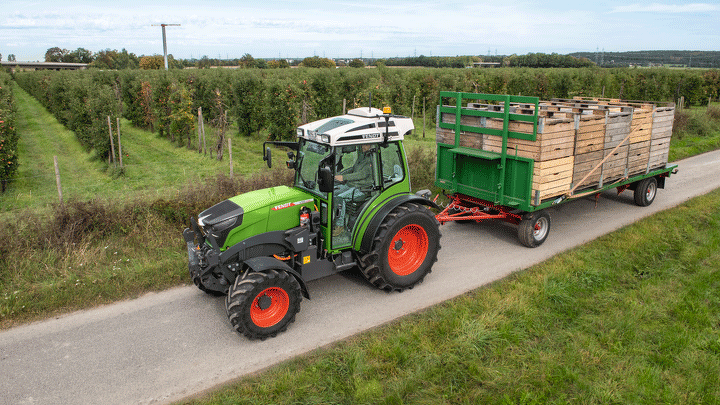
[243,256,310,300]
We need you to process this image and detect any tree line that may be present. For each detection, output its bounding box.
[569,50,720,68]
[9,66,720,188]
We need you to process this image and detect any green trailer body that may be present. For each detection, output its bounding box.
[434,92,677,247]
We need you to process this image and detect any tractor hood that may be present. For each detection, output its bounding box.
[199,186,315,250]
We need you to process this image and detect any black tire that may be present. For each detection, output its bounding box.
[518,211,551,248]
[225,269,302,340]
[634,177,657,207]
[360,203,441,291]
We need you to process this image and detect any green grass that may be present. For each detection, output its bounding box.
[669,104,720,162]
[182,188,720,405]
[1,84,269,214]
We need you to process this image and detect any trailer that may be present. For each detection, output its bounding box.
[434,92,678,247]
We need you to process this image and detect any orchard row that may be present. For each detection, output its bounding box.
[12,66,720,165]
[0,71,18,192]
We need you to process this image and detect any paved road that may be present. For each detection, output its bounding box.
[1,150,719,405]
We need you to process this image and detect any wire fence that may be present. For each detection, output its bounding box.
[0,156,242,216]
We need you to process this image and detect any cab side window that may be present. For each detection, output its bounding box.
[380,142,405,188]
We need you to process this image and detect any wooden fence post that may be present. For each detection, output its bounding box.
[422,97,426,138]
[228,137,233,177]
[107,116,116,167]
[342,99,346,115]
[116,117,123,168]
[54,156,63,203]
[198,107,203,153]
[412,95,416,121]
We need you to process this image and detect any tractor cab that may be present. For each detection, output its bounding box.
[271,106,415,251]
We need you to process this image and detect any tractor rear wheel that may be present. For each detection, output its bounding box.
[361,203,440,291]
[226,269,302,340]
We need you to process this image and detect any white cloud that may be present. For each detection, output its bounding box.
[610,2,719,13]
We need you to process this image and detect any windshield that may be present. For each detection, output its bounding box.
[295,138,332,198]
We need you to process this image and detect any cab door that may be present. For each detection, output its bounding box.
[331,145,381,248]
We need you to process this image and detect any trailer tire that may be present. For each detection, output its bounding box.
[361,203,440,291]
[634,177,657,207]
[518,211,551,248]
[226,269,301,340]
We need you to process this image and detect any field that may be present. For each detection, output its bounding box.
[1,68,720,403]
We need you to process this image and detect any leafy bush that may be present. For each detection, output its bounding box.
[0,71,18,192]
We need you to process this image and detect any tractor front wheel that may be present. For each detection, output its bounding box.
[361,203,440,291]
[226,269,302,340]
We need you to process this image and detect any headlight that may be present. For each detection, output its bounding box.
[321,134,330,143]
[211,216,237,232]
[296,128,304,138]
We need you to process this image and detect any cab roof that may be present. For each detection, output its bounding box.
[296,107,414,146]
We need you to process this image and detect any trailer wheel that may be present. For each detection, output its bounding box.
[361,203,440,291]
[634,177,657,207]
[226,269,301,340]
[518,211,551,248]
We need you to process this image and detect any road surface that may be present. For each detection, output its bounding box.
[1,150,719,405]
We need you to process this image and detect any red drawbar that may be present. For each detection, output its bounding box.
[435,194,522,225]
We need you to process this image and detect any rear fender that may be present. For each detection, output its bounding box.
[243,256,310,300]
[357,194,439,255]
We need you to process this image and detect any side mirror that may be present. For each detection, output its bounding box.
[318,167,333,193]
[264,147,272,168]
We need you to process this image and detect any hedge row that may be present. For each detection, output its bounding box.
[14,67,720,164]
[0,71,18,192]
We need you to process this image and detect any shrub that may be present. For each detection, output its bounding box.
[0,71,18,192]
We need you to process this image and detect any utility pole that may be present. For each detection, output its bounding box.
[152,23,180,70]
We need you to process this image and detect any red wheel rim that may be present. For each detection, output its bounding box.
[387,224,429,276]
[250,287,289,328]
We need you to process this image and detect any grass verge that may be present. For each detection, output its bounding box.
[670,104,720,162]
[182,188,720,405]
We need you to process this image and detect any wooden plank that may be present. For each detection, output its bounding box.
[534,156,574,170]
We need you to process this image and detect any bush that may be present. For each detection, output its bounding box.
[0,71,18,192]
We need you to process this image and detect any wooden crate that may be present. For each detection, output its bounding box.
[603,147,630,181]
[531,156,574,200]
[482,116,575,161]
[652,107,674,140]
[629,108,653,144]
[604,111,632,149]
[627,140,651,176]
[649,137,671,170]
[437,111,484,149]
[574,113,606,154]
[572,150,603,188]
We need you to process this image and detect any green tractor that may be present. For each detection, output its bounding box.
[183,106,441,339]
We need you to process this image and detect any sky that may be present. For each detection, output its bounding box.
[1,0,719,62]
